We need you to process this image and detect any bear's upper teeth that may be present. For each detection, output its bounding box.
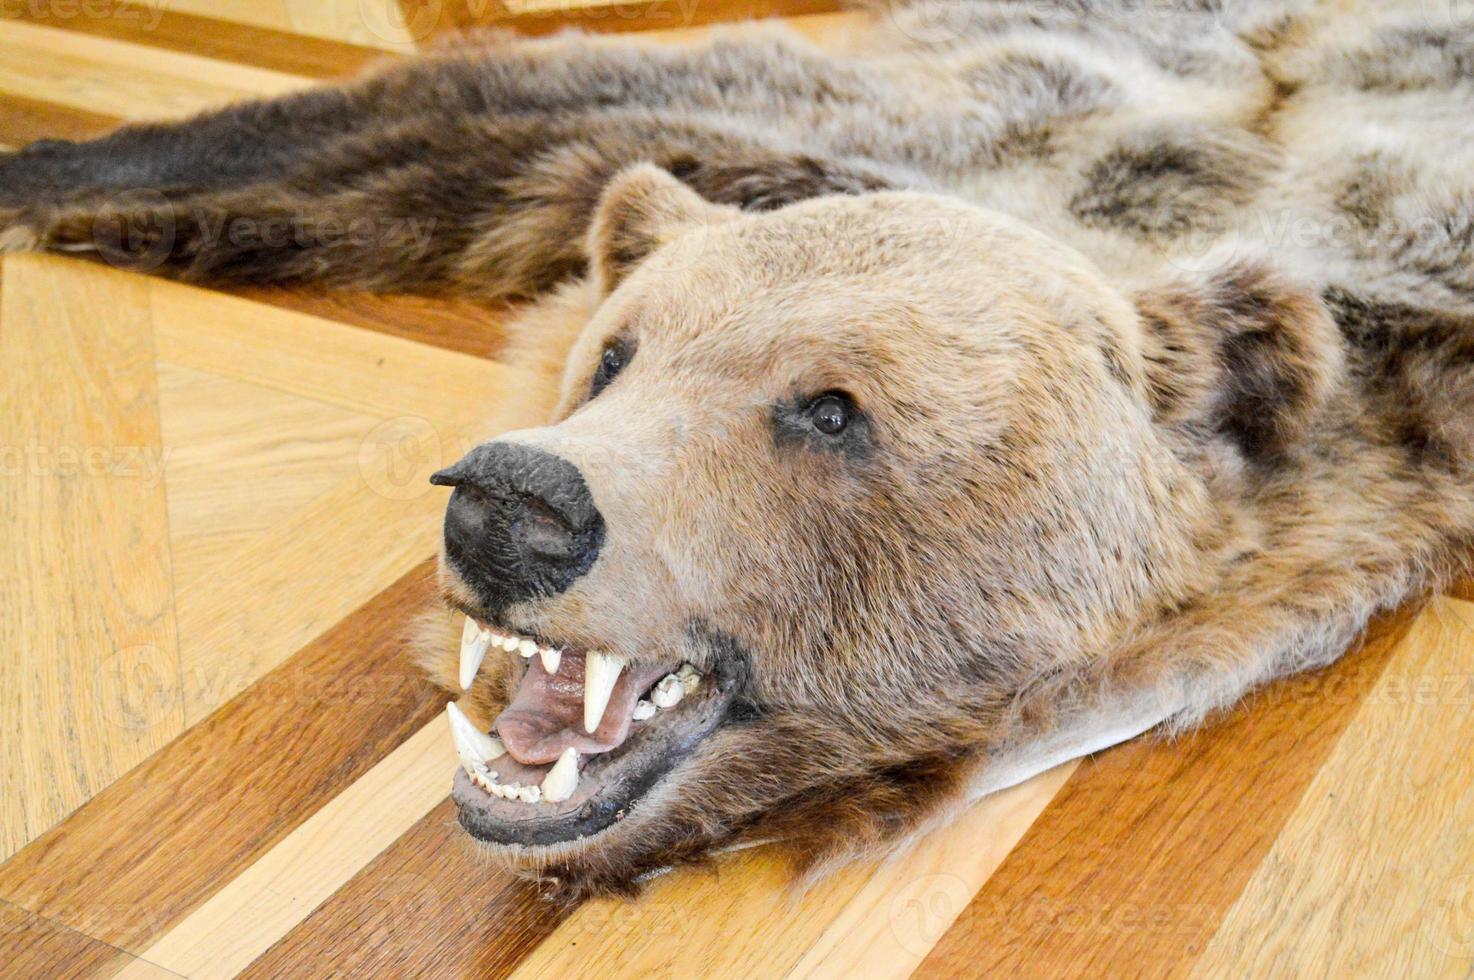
[651,674,685,708]
[459,618,493,690]
[584,650,624,733]
[460,617,568,689]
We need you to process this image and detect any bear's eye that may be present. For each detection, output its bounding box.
[591,338,633,398]
[807,393,852,435]
[771,390,870,457]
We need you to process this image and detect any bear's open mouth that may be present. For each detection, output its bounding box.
[448,617,731,847]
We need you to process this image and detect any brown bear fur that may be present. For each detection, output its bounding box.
[3,0,1473,897]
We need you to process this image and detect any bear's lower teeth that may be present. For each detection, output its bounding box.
[448,617,705,806]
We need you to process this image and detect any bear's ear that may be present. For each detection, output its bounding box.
[587,163,737,295]
[1134,260,1343,464]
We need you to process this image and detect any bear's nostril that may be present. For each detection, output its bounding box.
[520,499,577,561]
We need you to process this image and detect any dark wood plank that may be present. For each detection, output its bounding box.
[0,561,445,951]
[226,286,512,361]
[1,3,390,80]
[408,0,840,40]
[915,602,1425,978]
[0,900,133,980]
[0,93,118,146]
[241,800,568,979]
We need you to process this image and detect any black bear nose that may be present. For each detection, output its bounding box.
[430,442,604,614]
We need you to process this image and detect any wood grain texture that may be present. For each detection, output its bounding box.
[240,799,569,979]
[148,276,520,429]
[0,18,310,122]
[153,362,388,594]
[140,272,548,720]
[0,901,136,980]
[0,91,118,145]
[227,286,513,362]
[122,719,457,979]
[915,603,1426,978]
[512,764,1076,980]
[0,561,444,951]
[2,2,393,79]
[0,254,182,862]
[1192,597,1474,977]
[421,0,841,39]
[165,0,419,50]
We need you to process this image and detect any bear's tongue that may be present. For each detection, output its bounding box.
[493,650,673,766]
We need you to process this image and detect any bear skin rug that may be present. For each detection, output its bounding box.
[2,0,1473,900]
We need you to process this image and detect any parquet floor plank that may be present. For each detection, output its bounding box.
[0,563,444,952]
[0,19,310,122]
[914,603,1425,978]
[119,720,456,979]
[1192,597,1474,977]
[1,900,142,980]
[0,254,182,863]
[239,798,571,979]
[2,3,393,79]
[513,763,1076,979]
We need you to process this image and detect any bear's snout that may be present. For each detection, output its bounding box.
[432,442,605,616]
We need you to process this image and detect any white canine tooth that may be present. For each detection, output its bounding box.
[583,651,624,733]
[633,700,656,721]
[501,635,520,653]
[446,702,506,773]
[651,675,684,709]
[516,784,541,804]
[540,647,562,675]
[541,747,579,803]
[517,639,538,658]
[459,618,493,690]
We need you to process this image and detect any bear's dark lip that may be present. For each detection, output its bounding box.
[451,674,733,847]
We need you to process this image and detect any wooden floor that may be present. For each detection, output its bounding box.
[2,3,1473,978]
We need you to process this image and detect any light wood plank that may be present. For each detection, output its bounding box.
[0,19,310,122]
[1193,597,1474,978]
[154,362,389,594]
[122,720,454,979]
[511,763,1075,979]
[148,277,526,431]
[788,762,1078,979]
[0,253,183,861]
